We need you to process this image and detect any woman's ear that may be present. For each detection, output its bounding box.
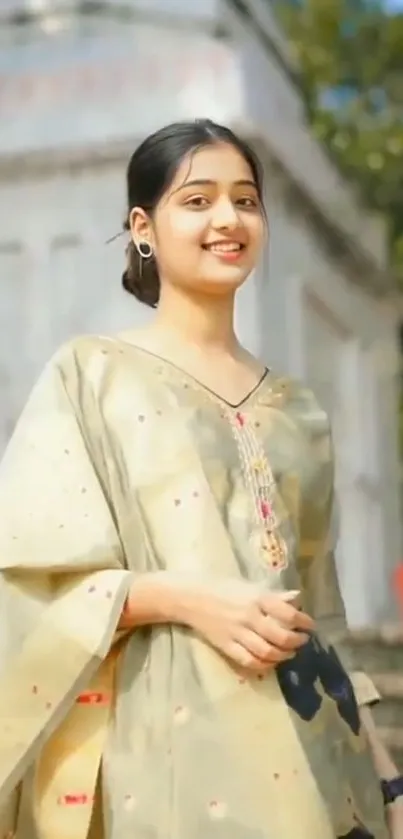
[129,207,153,249]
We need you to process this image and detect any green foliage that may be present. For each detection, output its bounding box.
[275,0,403,281]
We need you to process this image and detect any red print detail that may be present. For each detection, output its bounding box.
[76,692,109,705]
[58,794,94,806]
[235,412,245,427]
[260,500,272,519]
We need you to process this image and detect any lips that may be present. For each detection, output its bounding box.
[202,241,245,254]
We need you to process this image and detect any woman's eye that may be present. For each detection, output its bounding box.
[184,196,210,208]
[237,196,259,208]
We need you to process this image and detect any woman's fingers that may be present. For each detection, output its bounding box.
[236,629,296,663]
[258,593,315,633]
[253,614,309,651]
[228,638,294,672]
[293,610,315,633]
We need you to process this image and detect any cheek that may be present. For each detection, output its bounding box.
[248,215,266,250]
[166,211,207,246]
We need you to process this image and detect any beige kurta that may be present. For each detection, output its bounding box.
[0,334,388,839]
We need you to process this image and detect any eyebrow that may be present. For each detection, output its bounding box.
[175,178,258,192]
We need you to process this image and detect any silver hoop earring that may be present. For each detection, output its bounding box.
[136,241,153,259]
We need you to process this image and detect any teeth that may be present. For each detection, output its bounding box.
[207,243,241,252]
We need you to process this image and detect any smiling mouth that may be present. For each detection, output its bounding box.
[202,242,246,253]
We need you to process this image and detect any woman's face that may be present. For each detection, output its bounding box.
[132,142,266,298]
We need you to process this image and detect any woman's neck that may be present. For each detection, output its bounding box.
[146,286,239,356]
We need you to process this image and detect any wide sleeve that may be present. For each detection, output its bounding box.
[297,402,380,708]
[0,343,132,804]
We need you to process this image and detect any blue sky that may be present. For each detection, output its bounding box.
[383,0,403,8]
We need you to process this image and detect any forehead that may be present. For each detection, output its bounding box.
[170,142,256,189]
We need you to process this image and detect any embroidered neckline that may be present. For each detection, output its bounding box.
[119,340,270,409]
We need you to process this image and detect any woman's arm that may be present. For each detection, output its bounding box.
[361,704,400,780]
[118,572,198,629]
[119,573,314,673]
[360,706,403,836]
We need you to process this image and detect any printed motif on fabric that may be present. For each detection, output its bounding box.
[276,634,361,736]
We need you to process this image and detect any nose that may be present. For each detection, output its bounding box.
[211,197,240,230]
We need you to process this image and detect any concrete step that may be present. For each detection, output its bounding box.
[346,628,403,770]
[371,674,403,725]
[369,673,403,769]
[347,625,403,673]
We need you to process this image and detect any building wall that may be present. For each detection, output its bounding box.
[257,183,400,626]
[0,19,242,157]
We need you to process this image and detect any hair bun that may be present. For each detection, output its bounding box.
[121,240,159,307]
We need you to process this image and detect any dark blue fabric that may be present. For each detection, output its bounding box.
[276,636,375,837]
[276,634,361,735]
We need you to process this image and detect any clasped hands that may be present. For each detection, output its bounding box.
[189,580,314,674]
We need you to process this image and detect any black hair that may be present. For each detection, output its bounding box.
[122,118,265,307]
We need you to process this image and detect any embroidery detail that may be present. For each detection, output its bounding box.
[124,794,137,813]
[173,704,190,725]
[57,794,94,806]
[225,408,288,571]
[207,800,227,820]
[76,692,110,705]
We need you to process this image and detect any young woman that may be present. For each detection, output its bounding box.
[0,119,402,839]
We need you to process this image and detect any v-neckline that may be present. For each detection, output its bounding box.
[119,339,270,409]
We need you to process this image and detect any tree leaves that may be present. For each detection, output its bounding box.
[274,0,403,282]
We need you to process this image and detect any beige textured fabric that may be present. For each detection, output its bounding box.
[0,334,388,839]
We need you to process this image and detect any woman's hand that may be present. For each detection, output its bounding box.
[120,573,314,674]
[187,580,314,674]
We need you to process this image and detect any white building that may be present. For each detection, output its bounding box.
[0,0,400,627]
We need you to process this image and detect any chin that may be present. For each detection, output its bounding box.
[204,280,248,297]
[198,269,251,295]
